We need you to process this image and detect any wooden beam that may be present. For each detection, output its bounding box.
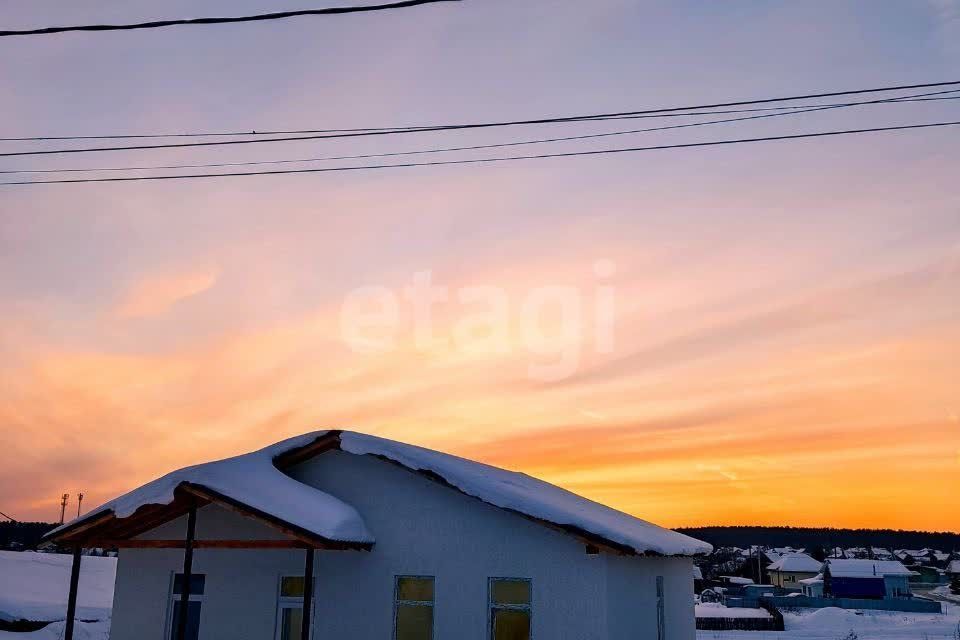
[102,539,310,549]
[63,546,82,640]
[180,483,371,552]
[49,511,115,545]
[273,431,342,470]
[175,506,197,640]
[301,547,315,640]
[105,499,207,541]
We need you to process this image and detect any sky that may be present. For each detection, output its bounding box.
[1,0,958,532]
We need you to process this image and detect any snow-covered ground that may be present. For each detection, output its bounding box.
[930,585,960,605]
[697,602,960,640]
[0,619,110,640]
[0,551,114,640]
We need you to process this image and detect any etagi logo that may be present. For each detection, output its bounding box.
[339,260,617,382]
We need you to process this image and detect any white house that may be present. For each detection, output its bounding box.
[44,430,710,640]
[766,553,822,590]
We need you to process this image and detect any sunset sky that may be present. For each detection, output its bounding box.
[1,1,958,531]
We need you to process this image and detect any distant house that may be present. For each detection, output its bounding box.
[799,574,824,597]
[947,559,960,578]
[762,550,783,564]
[766,553,822,590]
[42,430,711,640]
[823,559,916,599]
[845,547,893,560]
[909,565,942,585]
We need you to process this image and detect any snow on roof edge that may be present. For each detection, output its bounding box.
[46,431,374,545]
[47,430,711,557]
[338,431,711,556]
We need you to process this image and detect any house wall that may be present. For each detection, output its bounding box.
[111,505,306,640]
[605,554,695,640]
[770,570,818,589]
[110,451,695,640]
[883,575,911,597]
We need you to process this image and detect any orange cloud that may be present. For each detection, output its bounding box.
[115,265,220,319]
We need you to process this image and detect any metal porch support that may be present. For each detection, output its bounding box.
[63,545,82,640]
[301,547,315,640]
[176,505,198,640]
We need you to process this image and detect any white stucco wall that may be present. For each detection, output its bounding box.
[109,450,695,640]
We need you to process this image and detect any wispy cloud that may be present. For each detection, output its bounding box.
[115,265,220,319]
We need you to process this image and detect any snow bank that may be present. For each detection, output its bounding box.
[49,430,710,556]
[0,618,109,640]
[0,551,115,623]
[782,604,960,639]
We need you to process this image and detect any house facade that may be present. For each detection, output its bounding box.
[45,431,710,640]
[801,559,917,600]
[766,553,822,590]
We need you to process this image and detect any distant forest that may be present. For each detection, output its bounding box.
[4,522,959,554]
[1,522,57,549]
[677,526,960,552]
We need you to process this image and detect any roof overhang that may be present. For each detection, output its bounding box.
[42,479,371,551]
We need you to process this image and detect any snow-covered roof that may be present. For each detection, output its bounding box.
[947,560,960,574]
[825,559,914,578]
[799,574,823,585]
[720,576,755,585]
[47,432,374,545]
[47,430,710,557]
[767,553,822,573]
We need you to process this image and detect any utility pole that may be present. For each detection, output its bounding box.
[59,493,70,525]
[76,493,84,519]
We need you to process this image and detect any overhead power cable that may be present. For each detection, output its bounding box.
[2,80,958,158]
[7,88,956,176]
[4,120,957,186]
[3,94,957,143]
[0,0,459,38]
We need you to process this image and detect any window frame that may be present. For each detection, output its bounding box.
[275,574,315,640]
[393,575,436,640]
[488,577,532,640]
[164,573,205,640]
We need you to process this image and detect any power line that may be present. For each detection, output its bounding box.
[0,510,16,522]
[3,80,958,158]
[0,0,459,38]
[3,94,957,143]
[7,88,956,176]
[4,120,957,186]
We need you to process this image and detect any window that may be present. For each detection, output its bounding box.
[394,576,434,640]
[277,576,313,640]
[167,574,205,640]
[489,578,531,640]
[655,575,665,640]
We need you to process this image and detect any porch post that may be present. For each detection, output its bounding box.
[301,547,315,640]
[63,545,82,640]
[176,505,198,640]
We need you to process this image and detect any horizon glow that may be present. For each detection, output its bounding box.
[1,0,958,531]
